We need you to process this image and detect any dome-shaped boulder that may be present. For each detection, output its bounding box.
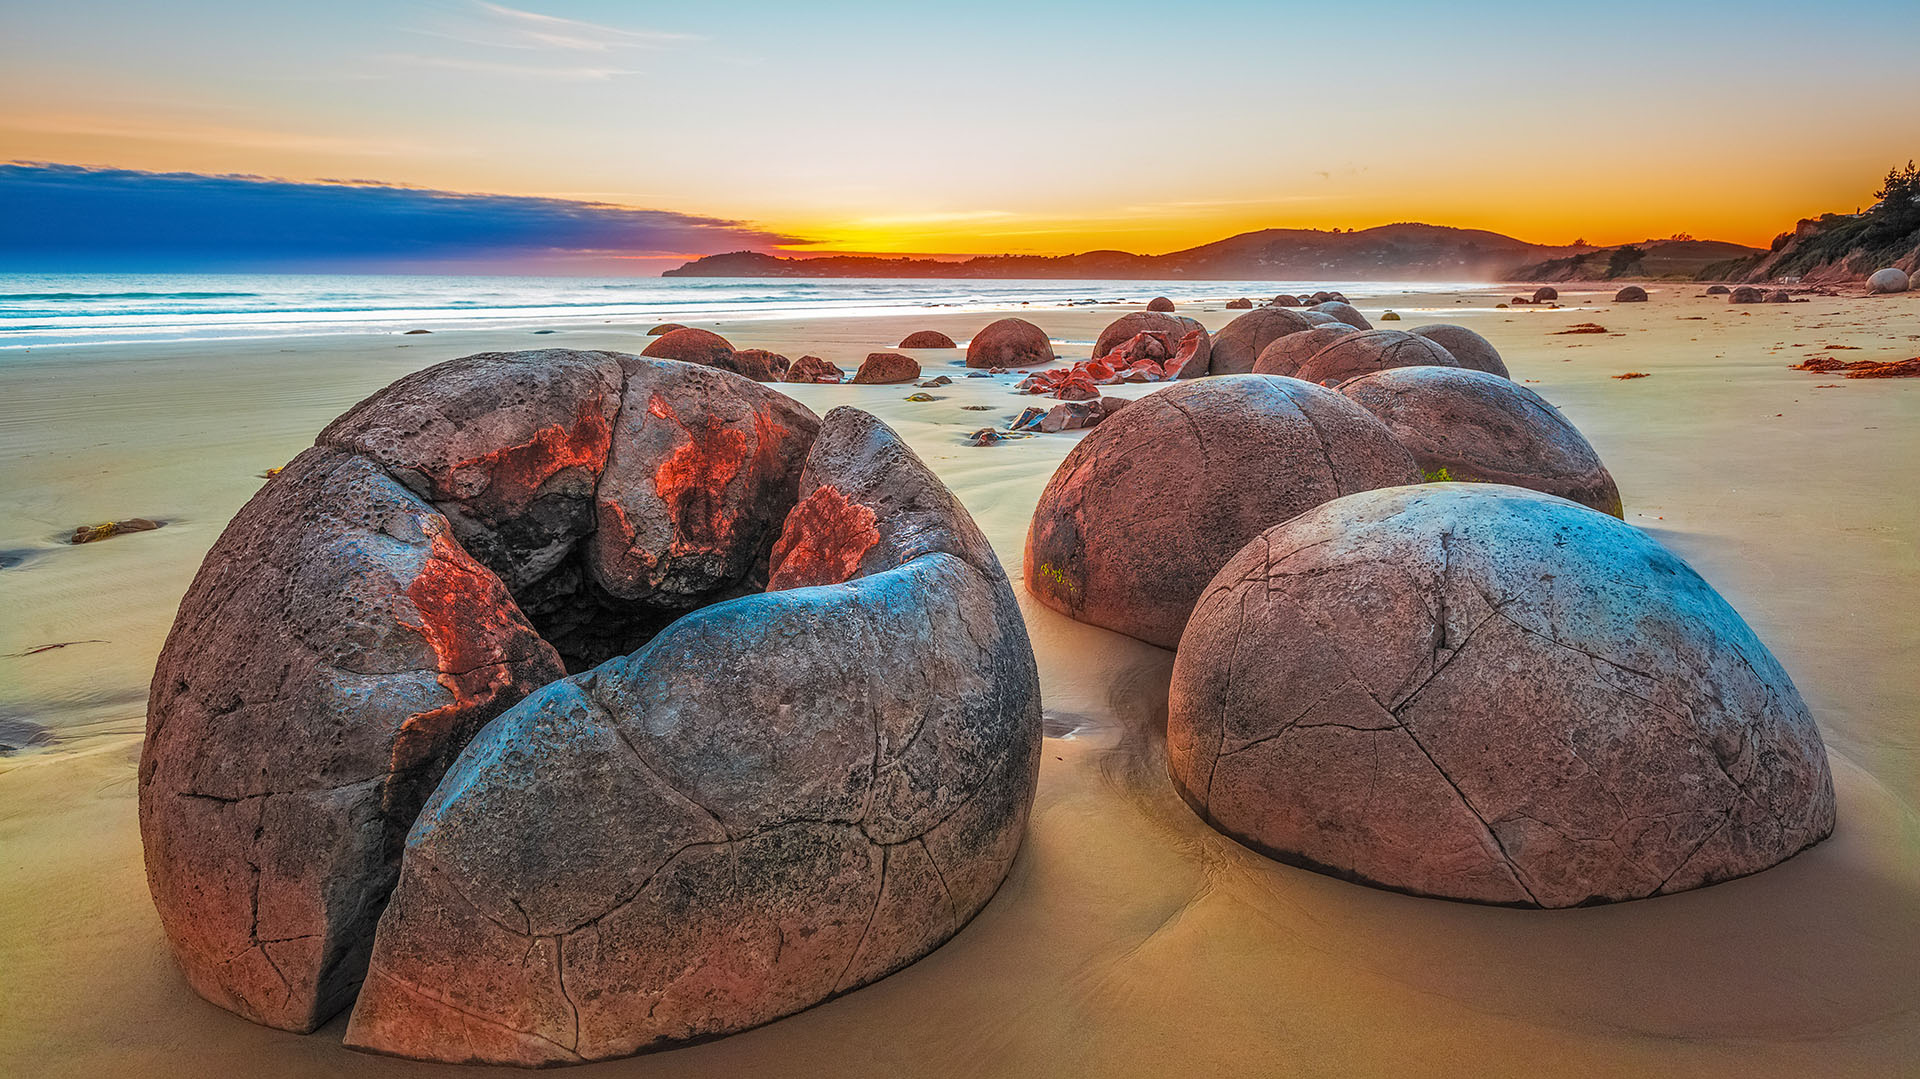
[729,348,789,382]
[1730,286,1764,304]
[899,329,957,349]
[1705,285,1731,295]
[1614,285,1648,302]
[641,327,736,368]
[1167,484,1835,908]
[1407,324,1510,378]
[1532,286,1559,302]
[345,407,1041,1065]
[1272,294,1303,307]
[851,351,922,384]
[1767,290,1794,303]
[1147,296,1176,312]
[966,317,1054,368]
[1311,300,1372,330]
[1023,376,1418,648]
[1226,297,1253,309]
[1209,306,1316,375]
[1292,329,1462,387]
[1250,324,1360,377]
[1866,267,1909,294]
[1340,366,1622,515]
[646,323,685,336]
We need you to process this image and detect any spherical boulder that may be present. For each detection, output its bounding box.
[1272,294,1303,307]
[1167,484,1836,908]
[1209,306,1316,375]
[1911,270,1920,290]
[1767,290,1794,304]
[1250,324,1360,378]
[1093,312,1211,378]
[1867,267,1910,294]
[1730,286,1764,304]
[345,407,1040,1065]
[1533,286,1559,303]
[1226,298,1253,309]
[647,323,685,336]
[640,327,747,376]
[899,329,958,349]
[1340,366,1623,515]
[966,317,1053,368]
[1147,296,1176,312]
[1292,329,1462,387]
[1705,285,1732,295]
[851,351,922,384]
[1299,310,1353,327]
[1614,285,1649,302]
[1407,324,1510,378]
[1023,375,1419,648]
[1311,300,1372,330]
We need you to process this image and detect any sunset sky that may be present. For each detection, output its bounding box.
[3,0,1916,272]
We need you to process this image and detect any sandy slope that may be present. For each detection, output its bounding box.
[2,285,1916,1076]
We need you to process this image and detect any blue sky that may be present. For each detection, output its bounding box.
[2,1,1916,270]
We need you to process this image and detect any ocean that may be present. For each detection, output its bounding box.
[0,272,1477,350]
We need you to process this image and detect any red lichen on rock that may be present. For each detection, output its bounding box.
[645,394,787,547]
[445,396,612,510]
[392,526,531,778]
[765,485,880,591]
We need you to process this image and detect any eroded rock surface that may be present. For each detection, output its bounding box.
[1251,325,1360,377]
[139,448,565,1032]
[1092,312,1211,379]
[1341,365,1623,515]
[1023,375,1418,648]
[1167,484,1835,907]
[345,408,1040,1065]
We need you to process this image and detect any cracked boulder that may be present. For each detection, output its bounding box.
[1208,306,1316,375]
[1309,300,1372,330]
[342,405,1041,1066]
[1340,366,1624,516]
[1093,312,1210,378]
[1023,375,1419,648]
[1167,484,1835,908]
[1292,329,1463,387]
[139,447,567,1032]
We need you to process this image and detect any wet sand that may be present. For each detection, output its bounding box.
[2,285,1917,1076]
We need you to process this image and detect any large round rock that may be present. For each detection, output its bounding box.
[1209,306,1316,375]
[1408,324,1510,378]
[1251,325,1359,377]
[343,407,1041,1066]
[1167,484,1836,907]
[965,317,1053,368]
[1340,366,1623,516]
[1310,300,1371,330]
[1093,311,1211,378]
[1614,285,1649,302]
[1023,375,1419,648]
[1867,267,1910,294]
[1293,329,1462,386]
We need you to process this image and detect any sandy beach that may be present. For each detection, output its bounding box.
[2,284,1917,1076]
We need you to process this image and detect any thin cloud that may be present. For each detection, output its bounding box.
[380,52,640,81]
[0,162,805,271]
[412,2,697,54]
[0,113,416,158]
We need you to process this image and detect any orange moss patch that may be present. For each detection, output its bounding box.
[1612,372,1652,380]
[766,485,880,591]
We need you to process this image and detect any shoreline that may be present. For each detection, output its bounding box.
[3,287,1917,1076]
